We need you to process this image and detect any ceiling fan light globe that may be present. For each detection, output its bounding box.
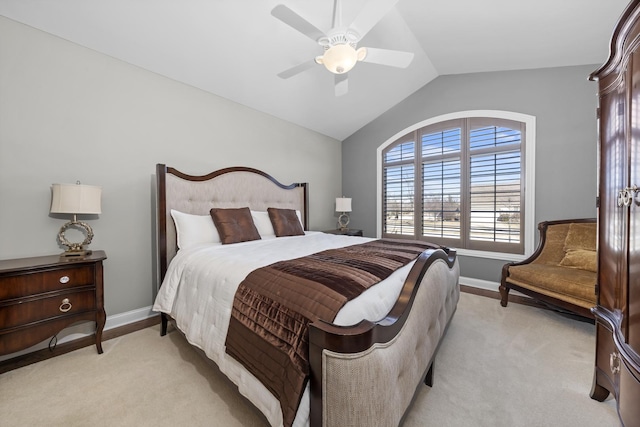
[322,44,357,74]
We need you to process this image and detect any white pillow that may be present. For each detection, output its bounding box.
[251,211,276,238]
[170,209,221,249]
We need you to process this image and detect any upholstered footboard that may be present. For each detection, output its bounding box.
[308,249,460,427]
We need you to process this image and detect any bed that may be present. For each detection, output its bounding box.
[152,163,460,427]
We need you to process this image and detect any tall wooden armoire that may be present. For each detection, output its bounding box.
[590,1,640,425]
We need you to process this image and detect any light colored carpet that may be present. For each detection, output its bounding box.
[0,293,619,426]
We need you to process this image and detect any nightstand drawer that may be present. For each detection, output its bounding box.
[0,289,96,329]
[0,265,95,300]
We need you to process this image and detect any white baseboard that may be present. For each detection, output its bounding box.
[459,276,528,298]
[105,306,156,330]
[0,306,156,362]
[459,276,500,292]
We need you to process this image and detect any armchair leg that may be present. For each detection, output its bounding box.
[499,284,510,307]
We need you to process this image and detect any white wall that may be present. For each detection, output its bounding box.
[0,16,342,316]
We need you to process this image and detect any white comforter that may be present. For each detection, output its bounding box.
[153,232,416,427]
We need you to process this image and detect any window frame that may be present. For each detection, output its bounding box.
[376,110,536,261]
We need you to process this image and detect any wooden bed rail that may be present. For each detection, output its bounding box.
[308,247,457,427]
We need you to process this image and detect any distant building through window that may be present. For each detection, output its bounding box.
[379,112,535,257]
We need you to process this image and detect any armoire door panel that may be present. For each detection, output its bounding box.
[628,50,640,351]
[598,81,627,311]
[629,199,640,351]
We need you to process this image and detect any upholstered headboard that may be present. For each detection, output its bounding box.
[156,164,308,283]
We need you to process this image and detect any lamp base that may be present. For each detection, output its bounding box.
[338,213,350,230]
[57,220,94,259]
[60,249,92,259]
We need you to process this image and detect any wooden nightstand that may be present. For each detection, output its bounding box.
[0,251,106,357]
[323,229,363,237]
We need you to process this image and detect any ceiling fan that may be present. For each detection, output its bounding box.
[271,0,414,96]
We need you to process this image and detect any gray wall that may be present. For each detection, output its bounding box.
[342,65,599,284]
[0,17,342,317]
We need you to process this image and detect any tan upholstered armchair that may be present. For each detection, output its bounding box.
[500,218,597,319]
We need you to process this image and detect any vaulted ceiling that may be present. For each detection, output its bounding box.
[0,0,630,140]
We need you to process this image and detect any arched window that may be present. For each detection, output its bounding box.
[378,111,535,258]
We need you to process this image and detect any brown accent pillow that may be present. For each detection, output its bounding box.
[563,223,597,252]
[267,207,305,237]
[560,249,597,272]
[209,207,261,244]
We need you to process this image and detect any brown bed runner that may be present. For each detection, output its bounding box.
[224,239,437,427]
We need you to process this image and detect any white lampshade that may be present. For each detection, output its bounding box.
[336,197,352,213]
[50,183,102,214]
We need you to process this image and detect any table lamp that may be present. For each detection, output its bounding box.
[336,197,352,230]
[50,182,102,257]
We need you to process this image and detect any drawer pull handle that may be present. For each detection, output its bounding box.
[610,352,621,375]
[59,298,72,313]
[59,276,70,284]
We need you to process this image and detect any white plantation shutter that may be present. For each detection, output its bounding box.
[383,136,415,236]
[467,118,523,253]
[382,116,525,255]
[421,122,462,242]
[422,159,461,239]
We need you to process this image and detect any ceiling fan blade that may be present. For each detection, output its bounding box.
[277,60,317,79]
[335,73,348,97]
[349,0,399,40]
[361,47,414,68]
[271,4,326,42]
